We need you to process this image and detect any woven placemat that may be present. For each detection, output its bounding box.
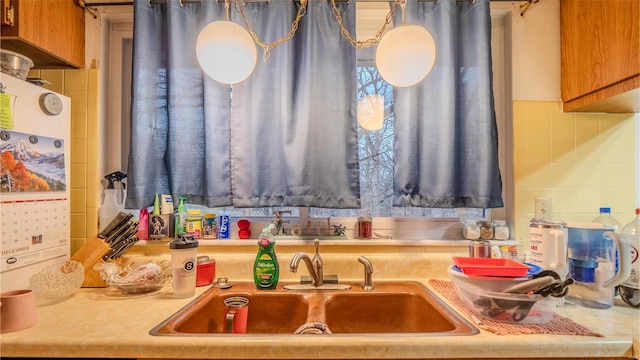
[429,279,603,337]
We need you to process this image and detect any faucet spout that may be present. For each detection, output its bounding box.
[358,256,374,291]
[290,252,323,287]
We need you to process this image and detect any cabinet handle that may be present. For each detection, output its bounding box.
[2,0,14,26]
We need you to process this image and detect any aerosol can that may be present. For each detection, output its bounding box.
[98,171,127,232]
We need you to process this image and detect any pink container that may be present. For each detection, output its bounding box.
[1,289,37,333]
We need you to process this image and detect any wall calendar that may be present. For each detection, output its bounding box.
[1,198,69,272]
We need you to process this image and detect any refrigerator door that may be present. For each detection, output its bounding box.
[0,75,71,291]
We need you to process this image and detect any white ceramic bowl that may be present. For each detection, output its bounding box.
[447,265,532,292]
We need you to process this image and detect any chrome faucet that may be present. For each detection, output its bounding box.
[358,256,374,291]
[290,239,324,287]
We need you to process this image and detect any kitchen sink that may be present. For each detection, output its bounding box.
[150,281,478,336]
[324,292,458,333]
[152,290,313,335]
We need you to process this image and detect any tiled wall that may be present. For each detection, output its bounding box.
[21,69,638,256]
[27,68,100,254]
[512,101,637,246]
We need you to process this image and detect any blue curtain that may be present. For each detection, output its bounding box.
[231,0,360,208]
[127,0,360,209]
[393,0,504,209]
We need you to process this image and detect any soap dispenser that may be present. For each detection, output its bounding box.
[253,224,279,290]
[175,196,187,235]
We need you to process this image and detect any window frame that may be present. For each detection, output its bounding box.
[101,8,513,239]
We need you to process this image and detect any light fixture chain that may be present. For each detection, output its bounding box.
[330,0,401,49]
[224,0,230,21]
[235,0,308,61]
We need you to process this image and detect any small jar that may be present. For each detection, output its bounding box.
[478,220,494,240]
[203,213,218,239]
[492,220,509,240]
[462,220,480,240]
[356,217,372,239]
[185,210,203,239]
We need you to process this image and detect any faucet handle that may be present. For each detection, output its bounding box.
[312,239,323,269]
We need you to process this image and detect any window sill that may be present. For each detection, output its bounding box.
[135,238,519,248]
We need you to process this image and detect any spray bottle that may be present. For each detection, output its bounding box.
[98,171,127,232]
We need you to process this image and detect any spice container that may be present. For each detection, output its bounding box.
[493,220,509,240]
[185,210,203,239]
[356,217,372,239]
[203,213,218,239]
[462,220,481,240]
[478,220,494,240]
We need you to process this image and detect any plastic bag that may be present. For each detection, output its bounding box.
[137,208,149,240]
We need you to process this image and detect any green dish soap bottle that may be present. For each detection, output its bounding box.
[175,196,187,235]
[254,225,279,290]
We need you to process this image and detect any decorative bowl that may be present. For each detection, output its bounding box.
[30,260,84,305]
[95,260,169,294]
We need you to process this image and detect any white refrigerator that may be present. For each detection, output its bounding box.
[0,74,71,292]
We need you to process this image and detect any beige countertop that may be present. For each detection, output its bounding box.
[1,251,638,359]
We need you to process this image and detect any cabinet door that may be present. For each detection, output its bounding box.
[561,0,639,105]
[1,0,85,68]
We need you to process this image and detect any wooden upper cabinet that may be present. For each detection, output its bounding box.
[560,0,640,113]
[1,0,85,69]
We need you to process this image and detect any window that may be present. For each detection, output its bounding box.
[311,63,484,220]
[103,9,508,231]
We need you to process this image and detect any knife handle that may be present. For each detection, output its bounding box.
[98,212,132,239]
[111,237,140,259]
[105,220,133,244]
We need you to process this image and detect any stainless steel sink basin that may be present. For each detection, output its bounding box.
[150,281,478,336]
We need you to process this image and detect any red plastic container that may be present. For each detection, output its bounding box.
[196,257,216,287]
[452,257,530,277]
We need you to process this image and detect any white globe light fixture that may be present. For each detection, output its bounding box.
[375,25,436,87]
[357,94,385,131]
[196,21,257,85]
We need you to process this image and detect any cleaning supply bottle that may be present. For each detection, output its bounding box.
[253,225,279,290]
[592,207,622,232]
[98,171,127,232]
[619,208,640,307]
[175,196,187,235]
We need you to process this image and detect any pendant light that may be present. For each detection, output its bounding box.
[375,0,436,87]
[357,94,385,131]
[196,0,257,85]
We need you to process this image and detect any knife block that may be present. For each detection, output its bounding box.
[70,237,110,288]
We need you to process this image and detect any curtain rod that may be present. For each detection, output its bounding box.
[81,0,537,5]
[80,0,540,16]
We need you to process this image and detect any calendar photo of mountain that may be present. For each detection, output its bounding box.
[0,131,66,193]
